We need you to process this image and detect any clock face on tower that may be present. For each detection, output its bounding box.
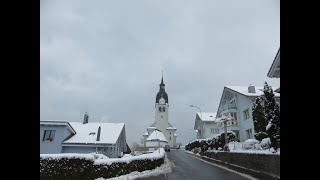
[159,97,165,104]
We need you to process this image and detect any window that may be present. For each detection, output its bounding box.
[159,107,161,112]
[163,107,165,112]
[169,132,171,135]
[230,112,237,120]
[161,115,163,118]
[246,129,253,139]
[211,129,219,134]
[169,137,171,140]
[43,130,56,142]
[243,109,250,120]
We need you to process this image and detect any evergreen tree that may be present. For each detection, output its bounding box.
[263,82,280,151]
[270,103,280,149]
[252,96,268,141]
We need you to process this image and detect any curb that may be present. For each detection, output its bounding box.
[186,151,280,180]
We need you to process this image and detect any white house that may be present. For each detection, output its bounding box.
[40,113,128,158]
[193,112,221,139]
[143,75,177,148]
[216,85,280,142]
[268,48,280,93]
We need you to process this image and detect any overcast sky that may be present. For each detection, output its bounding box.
[40,0,280,145]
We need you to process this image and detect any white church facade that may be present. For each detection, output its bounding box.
[143,75,177,148]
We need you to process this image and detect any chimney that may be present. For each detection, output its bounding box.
[96,126,101,141]
[248,84,256,93]
[83,113,89,124]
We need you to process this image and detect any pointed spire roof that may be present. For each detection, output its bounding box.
[160,71,165,86]
[156,73,168,103]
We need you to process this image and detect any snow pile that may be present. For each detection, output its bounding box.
[96,155,172,180]
[121,154,133,158]
[40,153,95,161]
[40,149,165,166]
[226,140,279,155]
[243,139,261,150]
[94,148,165,165]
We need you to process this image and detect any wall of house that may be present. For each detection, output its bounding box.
[62,146,98,154]
[202,122,221,139]
[40,124,72,154]
[236,94,256,142]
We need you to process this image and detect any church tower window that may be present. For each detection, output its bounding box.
[163,107,165,112]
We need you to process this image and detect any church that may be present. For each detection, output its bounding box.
[142,75,177,148]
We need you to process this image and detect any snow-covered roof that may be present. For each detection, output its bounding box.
[196,112,217,121]
[147,127,156,129]
[174,134,177,136]
[166,127,177,130]
[146,130,168,143]
[63,122,125,145]
[225,86,280,97]
[143,132,149,136]
[40,120,76,134]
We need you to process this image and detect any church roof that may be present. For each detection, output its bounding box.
[155,75,169,104]
[146,130,168,142]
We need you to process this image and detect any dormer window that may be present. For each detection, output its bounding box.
[43,130,55,142]
[89,132,96,136]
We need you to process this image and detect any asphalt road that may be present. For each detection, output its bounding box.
[137,149,253,180]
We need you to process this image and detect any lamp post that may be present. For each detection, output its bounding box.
[190,105,203,138]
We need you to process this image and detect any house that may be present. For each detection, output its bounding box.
[193,112,221,139]
[40,113,127,158]
[216,85,280,142]
[143,75,177,148]
[267,48,280,93]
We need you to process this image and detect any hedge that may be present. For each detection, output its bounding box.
[40,155,164,179]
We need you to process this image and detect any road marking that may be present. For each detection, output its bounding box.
[190,154,258,180]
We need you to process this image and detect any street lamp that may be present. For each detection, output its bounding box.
[190,105,203,139]
[190,105,202,120]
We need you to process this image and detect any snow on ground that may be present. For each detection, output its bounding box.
[95,155,172,180]
[40,153,95,160]
[41,148,166,165]
[94,148,165,165]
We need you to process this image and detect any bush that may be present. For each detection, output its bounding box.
[185,131,237,152]
[260,138,271,150]
[243,139,260,150]
[40,155,164,180]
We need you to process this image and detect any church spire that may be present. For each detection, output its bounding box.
[156,72,168,103]
[161,71,164,84]
[159,72,165,89]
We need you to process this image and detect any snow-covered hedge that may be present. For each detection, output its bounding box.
[185,131,237,152]
[40,149,165,180]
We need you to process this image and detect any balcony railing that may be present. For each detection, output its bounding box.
[221,102,237,112]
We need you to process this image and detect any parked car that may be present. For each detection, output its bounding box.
[164,145,171,152]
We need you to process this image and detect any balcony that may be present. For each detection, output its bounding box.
[220,102,237,114]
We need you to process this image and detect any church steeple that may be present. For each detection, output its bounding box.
[160,72,165,90]
[156,73,168,103]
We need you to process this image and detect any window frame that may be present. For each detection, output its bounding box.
[243,109,250,120]
[43,130,56,142]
